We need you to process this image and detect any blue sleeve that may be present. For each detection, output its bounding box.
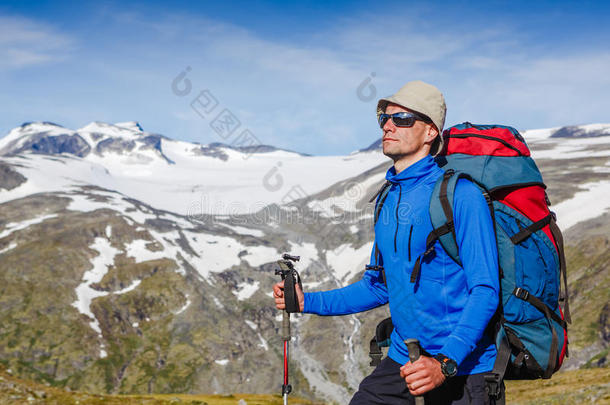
[440,179,500,366]
[303,245,389,315]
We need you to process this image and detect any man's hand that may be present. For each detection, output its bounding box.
[272,280,304,312]
[400,356,445,396]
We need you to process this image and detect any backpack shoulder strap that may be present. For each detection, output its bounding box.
[428,169,494,267]
[428,169,462,266]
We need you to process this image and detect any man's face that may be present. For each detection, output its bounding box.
[381,103,435,160]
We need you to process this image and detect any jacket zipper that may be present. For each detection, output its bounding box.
[447,133,524,156]
[408,225,413,261]
[394,184,402,253]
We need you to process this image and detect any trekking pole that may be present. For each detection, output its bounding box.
[405,338,425,405]
[274,253,301,405]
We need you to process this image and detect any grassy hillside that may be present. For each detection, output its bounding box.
[505,367,610,404]
[1,363,608,404]
[0,364,316,404]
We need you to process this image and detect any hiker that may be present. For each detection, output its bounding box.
[272,81,503,404]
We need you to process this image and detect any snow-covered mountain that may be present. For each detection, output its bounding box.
[0,121,609,403]
[0,121,387,215]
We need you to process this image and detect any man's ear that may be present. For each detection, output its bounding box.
[426,125,439,143]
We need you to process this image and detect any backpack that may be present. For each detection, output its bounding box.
[368,123,570,394]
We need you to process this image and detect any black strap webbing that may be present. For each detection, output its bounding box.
[548,216,571,324]
[510,214,552,245]
[284,270,302,313]
[439,170,456,242]
[373,181,391,225]
[513,287,567,330]
[486,324,510,402]
[369,180,391,203]
[410,221,453,283]
[512,290,560,378]
[545,318,559,378]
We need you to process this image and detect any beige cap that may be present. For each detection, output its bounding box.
[376,80,446,133]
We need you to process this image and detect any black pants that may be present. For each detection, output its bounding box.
[349,357,505,405]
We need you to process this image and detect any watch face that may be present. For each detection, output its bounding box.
[444,360,457,377]
[436,354,458,377]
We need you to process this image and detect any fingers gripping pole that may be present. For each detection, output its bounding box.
[405,339,425,405]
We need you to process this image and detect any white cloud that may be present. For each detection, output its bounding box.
[155,12,609,149]
[1,7,608,155]
[0,15,74,69]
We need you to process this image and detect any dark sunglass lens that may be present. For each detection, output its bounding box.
[378,114,390,128]
[392,115,415,127]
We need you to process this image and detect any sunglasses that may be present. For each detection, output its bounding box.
[378,112,431,128]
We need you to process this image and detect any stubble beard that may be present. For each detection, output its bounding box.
[383,142,411,163]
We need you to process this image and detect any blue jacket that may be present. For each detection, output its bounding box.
[304,155,499,375]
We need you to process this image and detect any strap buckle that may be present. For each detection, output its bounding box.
[365,265,384,272]
[369,337,383,367]
[484,373,502,399]
[514,287,529,301]
[369,352,382,367]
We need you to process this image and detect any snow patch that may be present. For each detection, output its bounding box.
[233,281,260,301]
[308,172,386,217]
[181,230,245,276]
[220,223,264,237]
[553,180,610,230]
[215,359,229,366]
[0,214,57,239]
[212,296,224,309]
[174,295,191,315]
[114,280,141,295]
[326,242,373,285]
[302,280,323,289]
[522,127,559,141]
[125,239,168,263]
[67,191,158,225]
[245,320,258,330]
[242,245,279,267]
[257,333,269,351]
[286,241,319,269]
[72,237,120,338]
[0,242,18,254]
[530,135,610,160]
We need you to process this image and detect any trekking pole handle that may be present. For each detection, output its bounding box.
[282,253,300,262]
[405,339,424,405]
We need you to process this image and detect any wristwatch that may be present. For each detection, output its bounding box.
[434,353,458,378]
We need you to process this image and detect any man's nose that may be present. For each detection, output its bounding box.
[383,117,396,132]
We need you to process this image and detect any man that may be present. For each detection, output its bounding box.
[273,81,502,404]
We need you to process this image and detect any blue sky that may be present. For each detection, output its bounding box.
[1,0,609,155]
